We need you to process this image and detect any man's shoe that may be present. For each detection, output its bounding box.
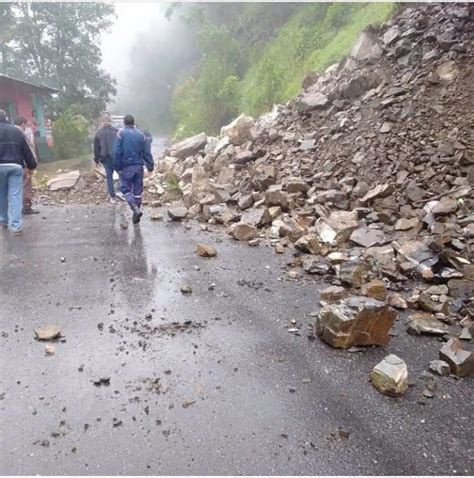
[23,207,39,215]
[116,192,126,202]
[131,204,143,224]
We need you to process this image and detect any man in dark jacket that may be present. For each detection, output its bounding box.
[0,109,37,234]
[114,114,154,224]
[94,116,118,203]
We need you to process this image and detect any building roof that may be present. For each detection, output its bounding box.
[0,74,60,94]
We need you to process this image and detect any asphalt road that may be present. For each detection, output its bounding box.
[0,205,472,475]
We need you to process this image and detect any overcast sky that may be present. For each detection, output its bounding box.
[101,2,169,92]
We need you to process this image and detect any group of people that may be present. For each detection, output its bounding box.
[0,111,154,236]
[0,109,38,235]
[94,114,154,224]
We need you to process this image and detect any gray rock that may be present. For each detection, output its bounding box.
[407,313,449,335]
[439,338,474,377]
[429,360,450,376]
[170,132,207,159]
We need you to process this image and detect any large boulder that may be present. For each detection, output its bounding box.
[296,92,329,113]
[170,132,207,159]
[439,338,474,377]
[315,296,397,349]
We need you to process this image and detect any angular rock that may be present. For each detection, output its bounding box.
[287,178,309,194]
[170,132,207,159]
[265,186,288,209]
[439,338,474,377]
[350,227,390,248]
[35,325,61,341]
[394,218,419,231]
[431,198,458,217]
[221,114,254,145]
[320,286,347,302]
[370,354,408,397]
[168,206,188,221]
[294,234,321,255]
[196,244,217,258]
[407,313,449,336]
[360,184,394,204]
[296,92,329,113]
[315,296,397,349]
[303,257,331,275]
[338,261,368,287]
[429,360,450,376]
[228,223,257,241]
[383,26,401,45]
[241,207,272,228]
[362,279,387,301]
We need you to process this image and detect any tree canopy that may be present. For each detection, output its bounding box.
[0,2,116,119]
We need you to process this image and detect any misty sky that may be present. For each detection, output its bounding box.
[101,2,169,96]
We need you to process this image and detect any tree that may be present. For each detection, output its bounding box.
[4,3,116,119]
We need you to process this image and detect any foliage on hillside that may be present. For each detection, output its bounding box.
[171,2,394,139]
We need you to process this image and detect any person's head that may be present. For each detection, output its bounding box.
[124,114,135,127]
[14,116,28,131]
[0,109,7,123]
[101,115,112,127]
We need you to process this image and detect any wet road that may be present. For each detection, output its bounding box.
[0,205,472,475]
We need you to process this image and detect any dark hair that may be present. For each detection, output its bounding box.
[124,114,134,126]
[0,109,7,122]
[14,116,27,126]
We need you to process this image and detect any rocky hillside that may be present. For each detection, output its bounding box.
[148,2,473,377]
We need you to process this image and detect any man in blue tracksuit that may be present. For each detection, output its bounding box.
[113,114,154,224]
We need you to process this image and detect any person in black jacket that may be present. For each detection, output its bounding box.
[0,109,37,234]
[94,116,118,203]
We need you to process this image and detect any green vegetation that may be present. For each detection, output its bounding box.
[172,2,394,138]
[52,109,90,160]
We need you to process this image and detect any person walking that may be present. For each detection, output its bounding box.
[94,116,119,203]
[113,115,154,224]
[0,110,37,235]
[14,116,39,215]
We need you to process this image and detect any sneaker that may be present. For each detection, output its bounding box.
[23,207,40,215]
[116,192,126,202]
[109,197,117,204]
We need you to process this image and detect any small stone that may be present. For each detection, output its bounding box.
[196,244,217,257]
[34,325,61,341]
[275,243,285,254]
[370,354,408,397]
[387,294,407,310]
[431,198,457,217]
[180,284,193,294]
[44,344,56,356]
[429,360,450,376]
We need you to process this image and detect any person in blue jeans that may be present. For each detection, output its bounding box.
[0,109,37,235]
[114,115,154,224]
[93,117,119,203]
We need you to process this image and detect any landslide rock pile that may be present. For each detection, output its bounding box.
[151,3,473,381]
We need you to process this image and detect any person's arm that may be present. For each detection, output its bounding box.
[93,132,100,164]
[113,130,123,171]
[20,133,37,170]
[143,136,154,172]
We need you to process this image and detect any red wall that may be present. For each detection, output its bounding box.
[0,77,35,122]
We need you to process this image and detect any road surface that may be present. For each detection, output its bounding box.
[0,205,472,475]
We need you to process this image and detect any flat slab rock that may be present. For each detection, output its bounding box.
[47,170,80,191]
[407,313,449,336]
[370,354,408,397]
[35,325,61,341]
[350,227,390,248]
[315,296,397,349]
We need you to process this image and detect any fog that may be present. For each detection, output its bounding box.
[101,2,198,136]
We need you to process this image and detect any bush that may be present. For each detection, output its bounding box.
[52,109,90,160]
